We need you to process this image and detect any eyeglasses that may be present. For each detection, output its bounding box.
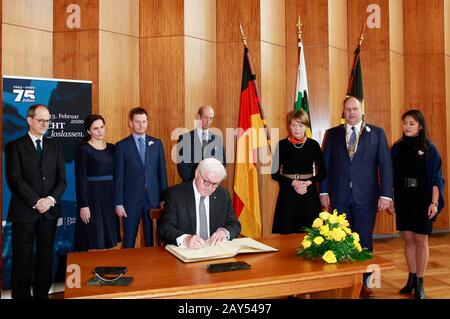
[199,171,220,188]
[34,118,51,125]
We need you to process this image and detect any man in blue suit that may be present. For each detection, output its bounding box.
[115,107,168,248]
[319,96,393,298]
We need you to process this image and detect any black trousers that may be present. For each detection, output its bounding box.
[11,215,57,299]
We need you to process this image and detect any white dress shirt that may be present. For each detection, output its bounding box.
[176,181,230,247]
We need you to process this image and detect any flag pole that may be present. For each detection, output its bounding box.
[358,22,366,48]
[296,15,302,43]
[347,23,366,94]
[239,24,272,152]
[295,15,303,105]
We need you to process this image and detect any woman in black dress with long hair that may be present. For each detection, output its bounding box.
[391,109,444,299]
[74,115,121,250]
[271,110,326,234]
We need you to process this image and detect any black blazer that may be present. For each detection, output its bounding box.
[158,182,241,245]
[177,130,226,182]
[5,134,67,222]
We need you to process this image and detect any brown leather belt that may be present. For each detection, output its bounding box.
[280,173,313,180]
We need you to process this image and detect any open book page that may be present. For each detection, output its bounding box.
[165,237,278,263]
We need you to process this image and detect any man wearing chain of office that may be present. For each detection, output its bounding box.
[319,96,393,298]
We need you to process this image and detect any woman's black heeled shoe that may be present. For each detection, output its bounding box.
[399,273,416,294]
[415,277,426,299]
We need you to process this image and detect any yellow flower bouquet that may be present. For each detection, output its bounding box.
[296,210,373,264]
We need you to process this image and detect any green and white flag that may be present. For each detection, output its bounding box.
[294,41,311,137]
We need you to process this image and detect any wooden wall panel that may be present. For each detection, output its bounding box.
[140,36,185,186]
[328,0,348,130]
[216,0,260,43]
[261,0,286,46]
[53,30,99,111]
[328,0,347,51]
[185,0,216,41]
[2,24,53,77]
[99,31,139,143]
[390,51,405,141]
[184,38,217,129]
[389,0,405,143]
[99,0,139,36]
[359,50,392,138]
[329,47,348,127]
[98,0,139,142]
[348,0,390,51]
[446,0,450,56]
[140,0,184,37]
[54,0,99,32]
[404,0,445,55]
[389,0,404,55]
[53,0,100,112]
[3,0,53,78]
[3,0,52,31]
[260,42,286,235]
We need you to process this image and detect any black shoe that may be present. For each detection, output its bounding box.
[414,277,426,299]
[399,273,416,294]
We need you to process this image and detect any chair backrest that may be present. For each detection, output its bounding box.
[149,205,164,247]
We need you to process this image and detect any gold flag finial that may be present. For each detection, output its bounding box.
[358,23,366,47]
[296,16,303,42]
[240,24,248,48]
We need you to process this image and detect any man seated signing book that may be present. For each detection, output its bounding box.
[159,158,241,249]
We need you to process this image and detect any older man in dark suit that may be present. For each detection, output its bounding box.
[159,158,240,249]
[319,96,393,298]
[5,104,66,299]
[177,105,226,182]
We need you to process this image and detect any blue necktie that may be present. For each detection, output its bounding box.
[36,139,42,161]
[349,127,356,145]
[199,196,208,240]
[138,137,146,164]
[348,127,356,159]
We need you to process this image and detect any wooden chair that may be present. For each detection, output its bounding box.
[149,204,164,247]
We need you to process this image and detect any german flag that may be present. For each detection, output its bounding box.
[233,47,268,238]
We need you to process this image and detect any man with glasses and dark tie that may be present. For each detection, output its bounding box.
[319,96,393,298]
[115,107,167,248]
[5,104,66,299]
[159,158,240,249]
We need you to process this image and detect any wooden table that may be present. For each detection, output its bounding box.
[64,234,395,299]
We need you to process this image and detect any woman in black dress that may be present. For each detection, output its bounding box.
[391,109,444,299]
[74,115,121,251]
[271,110,326,234]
